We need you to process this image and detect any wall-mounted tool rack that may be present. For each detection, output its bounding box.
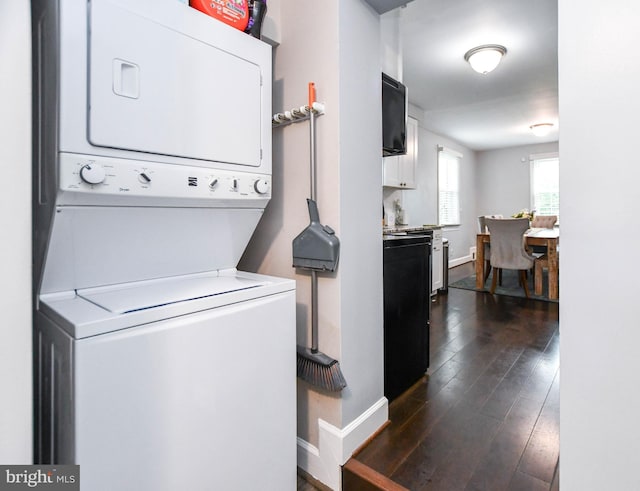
[272,101,325,128]
[272,82,325,128]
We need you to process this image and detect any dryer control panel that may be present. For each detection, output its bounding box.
[58,153,271,207]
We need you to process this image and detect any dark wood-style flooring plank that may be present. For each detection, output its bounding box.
[298,467,332,491]
[515,368,560,485]
[550,460,559,491]
[356,375,471,477]
[478,347,544,421]
[391,403,503,490]
[358,319,518,476]
[343,459,410,491]
[464,396,547,490]
[346,263,559,491]
[507,471,550,491]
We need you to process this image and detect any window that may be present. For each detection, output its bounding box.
[438,146,462,226]
[530,153,559,219]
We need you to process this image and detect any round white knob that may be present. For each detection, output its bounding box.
[208,177,219,190]
[79,164,106,185]
[254,179,269,194]
[138,172,152,184]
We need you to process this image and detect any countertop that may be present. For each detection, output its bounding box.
[383,224,443,235]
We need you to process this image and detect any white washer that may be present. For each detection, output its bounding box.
[36,271,295,490]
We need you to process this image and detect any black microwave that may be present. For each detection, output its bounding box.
[382,72,407,156]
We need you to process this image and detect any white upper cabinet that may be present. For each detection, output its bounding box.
[383,116,417,189]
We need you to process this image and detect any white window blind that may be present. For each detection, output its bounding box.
[438,146,462,226]
[530,153,559,218]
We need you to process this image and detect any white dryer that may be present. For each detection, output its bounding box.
[31,1,296,489]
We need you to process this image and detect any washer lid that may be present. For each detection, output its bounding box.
[39,270,296,339]
[77,273,267,314]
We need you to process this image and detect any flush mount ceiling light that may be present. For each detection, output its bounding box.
[530,123,554,137]
[464,44,507,74]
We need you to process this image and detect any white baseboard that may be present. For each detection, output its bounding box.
[297,397,388,490]
[449,254,473,268]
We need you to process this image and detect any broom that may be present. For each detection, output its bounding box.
[297,270,347,392]
[295,83,347,392]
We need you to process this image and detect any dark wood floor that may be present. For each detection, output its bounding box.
[298,472,331,491]
[300,262,560,491]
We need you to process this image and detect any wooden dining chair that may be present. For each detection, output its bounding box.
[531,215,558,228]
[534,253,559,296]
[530,215,558,255]
[534,255,548,296]
[478,214,503,283]
[485,217,535,298]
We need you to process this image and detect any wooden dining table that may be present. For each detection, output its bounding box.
[475,228,560,300]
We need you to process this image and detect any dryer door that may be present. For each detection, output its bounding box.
[88,0,269,168]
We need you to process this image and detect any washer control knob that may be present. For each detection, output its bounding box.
[208,178,219,190]
[254,179,269,194]
[138,172,152,184]
[79,163,106,185]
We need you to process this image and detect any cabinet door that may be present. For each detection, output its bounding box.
[383,117,417,189]
[400,117,418,189]
[383,155,402,187]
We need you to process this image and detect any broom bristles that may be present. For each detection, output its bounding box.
[297,346,347,392]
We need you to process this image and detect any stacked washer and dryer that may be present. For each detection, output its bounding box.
[31,0,295,489]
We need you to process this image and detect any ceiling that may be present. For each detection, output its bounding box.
[398,0,558,151]
[365,0,412,14]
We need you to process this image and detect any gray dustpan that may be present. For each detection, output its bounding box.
[292,199,340,272]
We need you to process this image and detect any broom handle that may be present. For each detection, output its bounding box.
[309,103,317,201]
[309,82,317,202]
[309,82,319,353]
[311,269,319,352]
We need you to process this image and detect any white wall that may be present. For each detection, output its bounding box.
[240,0,385,488]
[401,106,478,263]
[0,0,32,464]
[380,8,402,81]
[559,1,640,489]
[380,8,405,230]
[476,142,559,217]
[260,0,281,45]
[240,0,342,447]
[338,0,384,426]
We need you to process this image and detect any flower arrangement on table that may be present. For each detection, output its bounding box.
[511,209,535,220]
